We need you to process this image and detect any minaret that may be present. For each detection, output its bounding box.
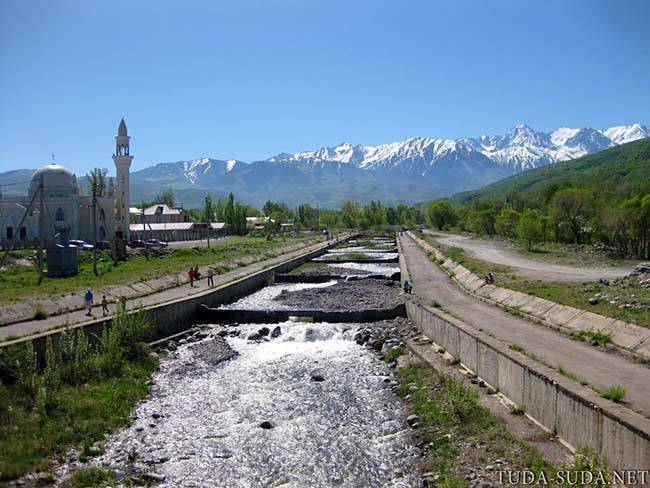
[112,118,133,239]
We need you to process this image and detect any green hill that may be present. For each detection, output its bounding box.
[450,138,650,205]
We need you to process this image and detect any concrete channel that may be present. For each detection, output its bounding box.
[51,235,424,486]
[397,234,650,472]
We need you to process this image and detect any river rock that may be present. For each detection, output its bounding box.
[406,414,419,426]
[589,297,599,305]
[143,472,166,482]
[259,421,274,429]
[311,373,325,382]
[271,326,282,338]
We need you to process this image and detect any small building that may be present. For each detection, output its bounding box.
[246,216,270,231]
[141,204,190,224]
[129,221,228,242]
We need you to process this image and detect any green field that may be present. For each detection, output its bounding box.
[0,235,319,305]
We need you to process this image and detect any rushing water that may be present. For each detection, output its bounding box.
[327,262,400,276]
[96,321,419,487]
[219,281,338,310]
[313,252,398,261]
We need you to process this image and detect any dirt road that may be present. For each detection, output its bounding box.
[400,233,650,416]
[426,231,633,282]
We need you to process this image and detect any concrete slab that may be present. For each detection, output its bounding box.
[129,282,155,294]
[566,311,617,333]
[500,290,535,309]
[540,304,585,328]
[605,320,649,350]
[462,276,485,293]
[475,284,499,298]
[519,297,557,316]
[103,284,141,299]
[633,338,650,357]
[484,286,517,304]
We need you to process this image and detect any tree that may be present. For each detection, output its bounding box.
[426,201,455,230]
[495,208,521,238]
[157,186,176,207]
[363,200,387,228]
[517,209,543,251]
[552,188,594,244]
[203,194,214,223]
[86,168,108,197]
[341,200,361,228]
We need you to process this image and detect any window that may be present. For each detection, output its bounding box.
[55,207,65,221]
[19,227,26,239]
[6,227,13,239]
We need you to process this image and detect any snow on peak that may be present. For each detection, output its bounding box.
[601,123,650,145]
[183,157,213,184]
[226,159,237,172]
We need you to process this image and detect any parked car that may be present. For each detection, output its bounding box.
[145,239,168,248]
[68,239,94,251]
[96,241,111,250]
[128,239,146,248]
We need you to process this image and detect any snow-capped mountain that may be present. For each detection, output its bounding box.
[125,122,647,207]
[270,123,649,174]
[4,123,645,208]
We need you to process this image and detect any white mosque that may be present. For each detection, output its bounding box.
[0,119,133,246]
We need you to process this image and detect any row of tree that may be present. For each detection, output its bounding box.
[425,185,650,258]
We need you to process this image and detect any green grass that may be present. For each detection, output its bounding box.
[570,329,612,346]
[0,235,318,305]
[384,346,404,363]
[420,234,650,327]
[396,363,553,484]
[62,466,116,488]
[0,310,157,481]
[601,385,626,403]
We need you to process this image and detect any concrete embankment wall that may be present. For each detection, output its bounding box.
[198,304,406,324]
[406,231,650,361]
[1,239,343,365]
[405,297,650,471]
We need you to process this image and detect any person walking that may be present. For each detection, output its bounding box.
[101,295,109,316]
[207,267,214,287]
[188,267,195,287]
[84,288,94,316]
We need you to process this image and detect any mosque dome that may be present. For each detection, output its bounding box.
[28,163,78,198]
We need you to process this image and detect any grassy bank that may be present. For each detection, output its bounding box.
[420,234,650,327]
[0,234,319,304]
[0,310,158,482]
[396,362,553,486]
[397,362,611,487]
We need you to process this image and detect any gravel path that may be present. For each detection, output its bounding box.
[427,231,633,282]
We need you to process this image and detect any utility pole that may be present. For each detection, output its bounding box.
[316,203,320,232]
[38,173,45,283]
[92,182,98,276]
[141,201,145,240]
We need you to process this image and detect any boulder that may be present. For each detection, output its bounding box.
[259,421,274,429]
[270,326,282,338]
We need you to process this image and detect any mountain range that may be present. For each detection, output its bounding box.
[1,123,648,208]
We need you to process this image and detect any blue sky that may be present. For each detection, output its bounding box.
[1,0,649,174]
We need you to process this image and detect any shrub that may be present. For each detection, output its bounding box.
[602,385,626,403]
[511,403,526,415]
[32,305,48,320]
[570,329,612,346]
[384,346,404,363]
[63,467,116,488]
